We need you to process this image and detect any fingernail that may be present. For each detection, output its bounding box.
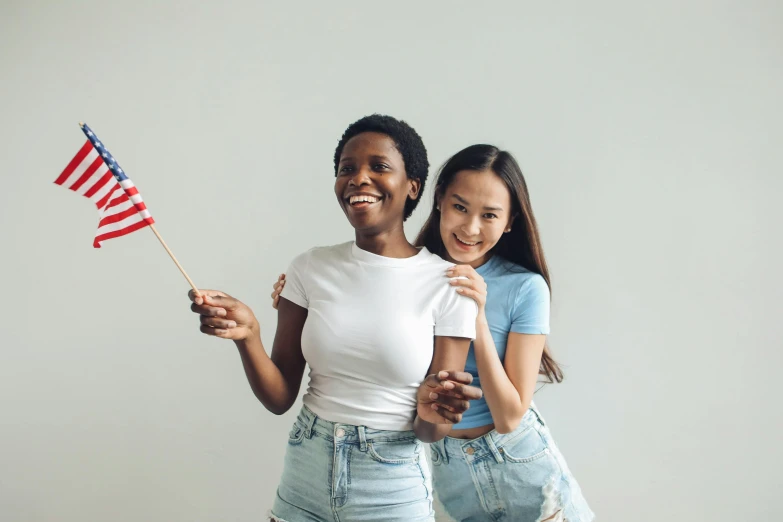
[456,288,464,293]
[429,392,438,400]
[443,381,455,390]
[228,321,237,328]
[438,371,448,379]
[431,404,438,410]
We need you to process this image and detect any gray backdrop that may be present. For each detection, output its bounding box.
[1,1,781,521]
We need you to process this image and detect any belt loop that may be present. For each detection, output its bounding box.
[305,411,318,439]
[358,426,368,452]
[529,402,546,426]
[439,439,450,464]
[483,433,504,464]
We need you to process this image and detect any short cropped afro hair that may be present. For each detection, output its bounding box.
[333,114,429,221]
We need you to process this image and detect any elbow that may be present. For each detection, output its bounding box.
[258,395,294,416]
[494,419,521,435]
[268,405,289,416]
[493,404,530,434]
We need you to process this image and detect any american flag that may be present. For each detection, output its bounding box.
[55,123,154,248]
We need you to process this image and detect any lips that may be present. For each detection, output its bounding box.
[345,192,383,210]
[454,233,481,250]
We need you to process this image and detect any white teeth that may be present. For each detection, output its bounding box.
[350,195,380,204]
[456,236,478,246]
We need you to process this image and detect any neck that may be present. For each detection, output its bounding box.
[444,251,493,269]
[355,224,418,258]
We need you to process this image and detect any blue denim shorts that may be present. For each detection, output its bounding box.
[270,405,434,522]
[430,406,594,522]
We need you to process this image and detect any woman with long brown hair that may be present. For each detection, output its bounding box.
[414,144,593,521]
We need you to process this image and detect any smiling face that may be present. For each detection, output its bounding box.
[334,132,421,235]
[438,169,513,268]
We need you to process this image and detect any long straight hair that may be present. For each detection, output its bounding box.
[415,145,563,383]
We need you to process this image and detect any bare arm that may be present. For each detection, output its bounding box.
[474,321,545,433]
[447,265,546,434]
[235,297,308,414]
[189,290,307,415]
[413,335,474,443]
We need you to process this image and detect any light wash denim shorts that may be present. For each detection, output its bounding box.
[270,405,434,522]
[430,406,594,522]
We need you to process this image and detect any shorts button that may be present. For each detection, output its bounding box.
[335,428,346,437]
[465,447,475,455]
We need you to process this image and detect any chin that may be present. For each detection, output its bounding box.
[444,248,472,264]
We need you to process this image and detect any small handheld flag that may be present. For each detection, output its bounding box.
[56,123,153,248]
[55,123,200,295]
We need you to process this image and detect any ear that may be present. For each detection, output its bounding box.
[408,178,421,202]
[505,214,517,233]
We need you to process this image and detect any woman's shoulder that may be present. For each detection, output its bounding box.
[289,241,353,267]
[489,257,549,297]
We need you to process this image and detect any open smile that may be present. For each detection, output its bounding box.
[346,193,383,210]
[454,234,481,250]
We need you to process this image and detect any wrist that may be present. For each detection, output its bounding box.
[248,317,261,338]
[235,319,261,349]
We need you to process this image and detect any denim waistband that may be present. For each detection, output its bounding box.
[295,405,419,445]
[434,405,546,465]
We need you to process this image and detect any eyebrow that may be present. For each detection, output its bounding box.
[339,155,393,164]
[452,193,505,212]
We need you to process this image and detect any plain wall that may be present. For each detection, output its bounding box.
[1,1,781,520]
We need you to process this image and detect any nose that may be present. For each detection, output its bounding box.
[461,215,481,237]
[348,166,372,187]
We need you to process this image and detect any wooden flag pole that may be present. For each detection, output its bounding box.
[148,224,201,296]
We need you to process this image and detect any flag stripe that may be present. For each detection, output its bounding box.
[69,156,104,192]
[101,198,133,218]
[55,141,93,185]
[60,149,101,189]
[90,179,119,208]
[95,213,155,237]
[83,170,114,199]
[95,185,121,210]
[93,220,151,248]
[106,191,130,210]
[98,206,140,227]
[78,165,112,198]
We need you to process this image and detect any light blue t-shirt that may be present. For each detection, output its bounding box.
[453,254,550,430]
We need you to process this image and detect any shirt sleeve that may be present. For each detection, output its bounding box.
[510,274,550,334]
[435,278,478,339]
[279,250,310,309]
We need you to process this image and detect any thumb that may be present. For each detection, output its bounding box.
[203,293,235,309]
[422,374,441,389]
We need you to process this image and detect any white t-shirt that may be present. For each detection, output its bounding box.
[280,241,477,431]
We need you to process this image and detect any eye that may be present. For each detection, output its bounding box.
[483,213,498,219]
[453,204,467,212]
[372,163,390,171]
[338,165,354,176]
